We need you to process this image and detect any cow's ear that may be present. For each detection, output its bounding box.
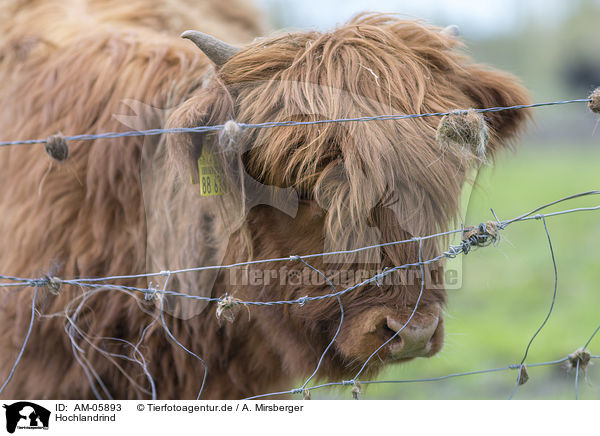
[459,66,531,155]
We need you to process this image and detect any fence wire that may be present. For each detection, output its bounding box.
[0,97,594,147]
[0,94,599,400]
[0,191,599,400]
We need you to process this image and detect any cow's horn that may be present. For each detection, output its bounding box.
[441,25,460,37]
[181,30,240,66]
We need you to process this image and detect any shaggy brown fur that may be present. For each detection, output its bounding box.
[0,1,529,399]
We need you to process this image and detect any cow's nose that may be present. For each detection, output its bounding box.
[384,315,440,359]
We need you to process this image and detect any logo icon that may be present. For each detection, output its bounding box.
[3,402,50,434]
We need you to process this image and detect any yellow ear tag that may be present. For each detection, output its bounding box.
[196,147,225,196]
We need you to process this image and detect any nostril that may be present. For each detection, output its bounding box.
[379,319,403,344]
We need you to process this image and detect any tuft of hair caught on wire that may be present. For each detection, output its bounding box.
[436,109,489,162]
[518,364,529,386]
[44,134,69,162]
[216,294,249,324]
[218,120,243,151]
[588,87,600,114]
[568,348,591,372]
[460,221,501,255]
[43,276,62,295]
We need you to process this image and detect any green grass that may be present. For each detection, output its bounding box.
[318,143,600,399]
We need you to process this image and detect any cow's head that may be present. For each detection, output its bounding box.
[166,14,529,379]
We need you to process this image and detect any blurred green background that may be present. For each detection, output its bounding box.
[254,0,600,399]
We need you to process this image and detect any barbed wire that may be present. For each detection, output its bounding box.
[0,97,594,147]
[0,88,599,400]
[243,353,600,400]
[1,190,599,400]
[1,191,598,303]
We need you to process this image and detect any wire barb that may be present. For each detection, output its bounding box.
[351,381,362,400]
[41,275,62,295]
[518,364,529,386]
[216,294,248,323]
[44,134,69,161]
[460,221,500,255]
[568,348,591,372]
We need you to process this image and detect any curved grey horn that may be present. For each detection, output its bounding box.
[441,25,460,37]
[181,30,240,66]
